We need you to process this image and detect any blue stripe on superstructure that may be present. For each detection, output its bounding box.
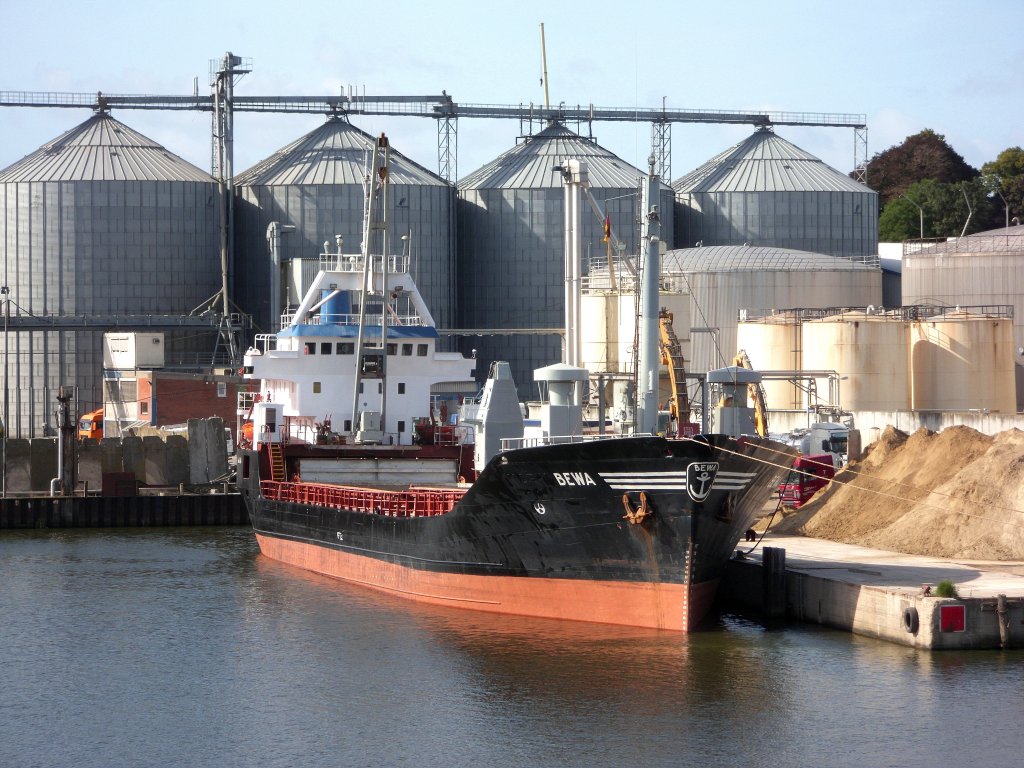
[279,324,439,339]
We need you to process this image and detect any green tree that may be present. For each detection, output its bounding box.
[981,146,1024,227]
[880,178,997,241]
[859,129,977,206]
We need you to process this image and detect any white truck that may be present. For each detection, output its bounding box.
[799,422,849,468]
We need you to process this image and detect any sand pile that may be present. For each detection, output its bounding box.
[772,425,1024,560]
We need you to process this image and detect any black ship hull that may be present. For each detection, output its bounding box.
[240,435,790,630]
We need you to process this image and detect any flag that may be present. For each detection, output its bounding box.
[602,215,611,243]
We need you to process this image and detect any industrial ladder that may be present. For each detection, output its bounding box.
[268,443,286,482]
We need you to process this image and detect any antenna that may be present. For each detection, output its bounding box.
[539,22,550,110]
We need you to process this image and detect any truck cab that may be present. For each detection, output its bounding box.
[800,422,849,468]
[778,453,836,508]
[78,408,104,441]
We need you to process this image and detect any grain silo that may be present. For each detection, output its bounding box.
[901,224,1024,407]
[457,121,675,395]
[673,127,878,259]
[664,245,882,385]
[0,112,220,437]
[234,116,454,336]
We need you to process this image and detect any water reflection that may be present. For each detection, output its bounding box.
[2,528,1022,768]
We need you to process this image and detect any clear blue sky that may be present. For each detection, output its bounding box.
[2,0,1021,183]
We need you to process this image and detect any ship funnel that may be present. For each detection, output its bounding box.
[534,363,588,440]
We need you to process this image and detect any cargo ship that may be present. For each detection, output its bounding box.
[236,135,791,631]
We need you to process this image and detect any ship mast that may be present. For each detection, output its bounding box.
[350,135,391,441]
[635,156,662,436]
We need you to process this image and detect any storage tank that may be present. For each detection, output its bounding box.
[902,224,1024,407]
[664,245,882,383]
[736,313,803,410]
[673,127,878,259]
[0,112,220,437]
[802,311,911,412]
[234,116,454,336]
[580,283,691,418]
[457,121,675,396]
[910,310,1016,412]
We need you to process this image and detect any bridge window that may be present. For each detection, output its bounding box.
[417,344,428,356]
[337,342,354,354]
[387,343,397,355]
[304,342,315,355]
[320,343,332,355]
[401,343,413,356]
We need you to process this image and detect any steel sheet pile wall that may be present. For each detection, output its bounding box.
[0,114,220,437]
[673,129,878,259]
[457,122,674,395]
[233,117,454,337]
[902,226,1024,408]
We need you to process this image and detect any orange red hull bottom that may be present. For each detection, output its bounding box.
[257,533,719,632]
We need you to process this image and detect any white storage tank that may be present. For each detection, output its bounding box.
[801,311,911,412]
[580,281,691,417]
[663,245,882,382]
[910,310,1016,412]
[736,314,803,410]
[902,224,1024,407]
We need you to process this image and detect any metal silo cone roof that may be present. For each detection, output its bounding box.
[234,116,447,187]
[663,245,879,272]
[0,112,213,183]
[673,127,869,194]
[459,122,649,189]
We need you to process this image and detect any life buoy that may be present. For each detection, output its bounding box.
[903,606,919,634]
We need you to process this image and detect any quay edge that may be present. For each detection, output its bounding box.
[721,535,1024,650]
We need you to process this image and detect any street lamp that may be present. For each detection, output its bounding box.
[994,189,1009,228]
[900,194,924,239]
[2,284,8,498]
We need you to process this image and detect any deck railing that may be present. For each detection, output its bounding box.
[261,480,466,517]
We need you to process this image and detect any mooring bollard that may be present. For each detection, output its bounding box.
[762,546,787,620]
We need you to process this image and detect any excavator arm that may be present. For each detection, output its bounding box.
[658,310,696,435]
[733,349,769,437]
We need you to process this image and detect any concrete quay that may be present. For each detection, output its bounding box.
[721,534,1024,650]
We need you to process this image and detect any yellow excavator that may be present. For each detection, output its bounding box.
[733,349,769,437]
[658,310,699,437]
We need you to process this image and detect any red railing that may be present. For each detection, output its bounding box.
[260,481,466,518]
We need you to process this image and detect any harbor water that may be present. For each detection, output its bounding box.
[1,527,1021,768]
